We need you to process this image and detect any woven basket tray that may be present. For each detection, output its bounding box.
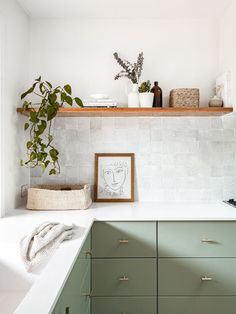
[27,184,92,210]
[169,88,200,108]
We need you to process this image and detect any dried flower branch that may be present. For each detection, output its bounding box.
[113,52,144,84]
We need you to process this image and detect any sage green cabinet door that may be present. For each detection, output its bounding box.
[63,233,91,293]
[159,258,236,296]
[92,297,157,314]
[92,222,156,258]
[158,222,236,257]
[159,296,236,314]
[55,259,91,314]
[52,232,91,314]
[92,258,157,296]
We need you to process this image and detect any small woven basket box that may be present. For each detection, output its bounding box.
[169,88,200,108]
[27,184,92,210]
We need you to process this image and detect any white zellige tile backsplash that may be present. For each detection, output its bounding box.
[30,116,236,201]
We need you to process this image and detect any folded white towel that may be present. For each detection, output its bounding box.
[20,222,74,272]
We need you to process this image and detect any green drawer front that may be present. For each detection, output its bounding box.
[92,297,157,314]
[159,258,236,296]
[92,258,157,296]
[57,266,91,314]
[158,222,236,257]
[159,296,236,314]
[63,234,91,293]
[52,233,91,313]
[92,222,156,258]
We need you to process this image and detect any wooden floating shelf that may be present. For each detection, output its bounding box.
[17,107,233,117]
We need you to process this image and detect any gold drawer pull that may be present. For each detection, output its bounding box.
[84,250,92,256]
[119,275,129,282]
[201,276,213,281]
[82,290,92,297]
[119,239,129,244]
[201,238,214,243]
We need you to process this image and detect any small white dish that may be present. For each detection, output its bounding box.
[90,94,109,100]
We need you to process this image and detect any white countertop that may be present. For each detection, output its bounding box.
[2,201,236,314]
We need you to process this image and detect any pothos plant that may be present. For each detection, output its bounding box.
[21,76,83,175]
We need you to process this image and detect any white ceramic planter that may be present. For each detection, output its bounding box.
[128,84,140,107]
[139,92,154,108]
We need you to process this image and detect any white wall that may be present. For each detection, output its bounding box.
[31,115,236,202]
[0,0,30,215]
[220,2,236,110]
[29,18,219,106]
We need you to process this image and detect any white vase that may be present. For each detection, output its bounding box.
[139,92,154,108]
[128,84,140,108]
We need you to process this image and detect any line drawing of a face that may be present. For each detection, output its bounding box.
[102,162,128,192]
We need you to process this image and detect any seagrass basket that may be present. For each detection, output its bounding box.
[169,88,200,108]
[27,184,92,210]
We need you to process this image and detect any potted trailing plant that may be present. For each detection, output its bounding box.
[21,76,83,175]
[113,52,144,107]
[138,80,154,108]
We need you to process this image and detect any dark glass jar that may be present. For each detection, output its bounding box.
[151,81,162,107]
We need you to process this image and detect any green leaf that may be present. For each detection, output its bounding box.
[46,81,52,89]
[30,152,37,161]
[39,83,45,95]
[37,120,47,135]
[47,105,58,121]
[37,153,43,161]
[49,169,57,175]
[21,86,34,100]
[49,148,59,161]
[64,84,72,95]
[20,160,24,166]
[74,97,83,107]
[48,93,57,105]
[26,141,33,149]
[30,111,38,123]
[24,123,29,130]
[45,160,50,168]
[61,92,66,102]
[35,76,42,82]
[65,95,73,106]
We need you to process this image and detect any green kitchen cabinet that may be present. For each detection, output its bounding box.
[159,296,236,314]
[52,232,91,314]
[159,258,236,296]
[52,220,236,314]
[92,297,157,314]
[92,258,157,296]
[91,222,157,314]
[92,221,156,258]
[158,221,236,257]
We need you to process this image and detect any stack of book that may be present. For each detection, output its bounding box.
[83,95,117,108]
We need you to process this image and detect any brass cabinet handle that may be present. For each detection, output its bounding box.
[201,238,215,243]
[84,250,92,256]
[119,275,129,282]
[119,239,129,244]
[201,276,213,281]
[82,290,92,297]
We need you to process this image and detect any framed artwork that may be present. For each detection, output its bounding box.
[94,153,134,202]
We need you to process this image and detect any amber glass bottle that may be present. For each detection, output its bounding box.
[151,81,162,107]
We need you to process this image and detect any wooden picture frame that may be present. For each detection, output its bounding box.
[94,153,134,202]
